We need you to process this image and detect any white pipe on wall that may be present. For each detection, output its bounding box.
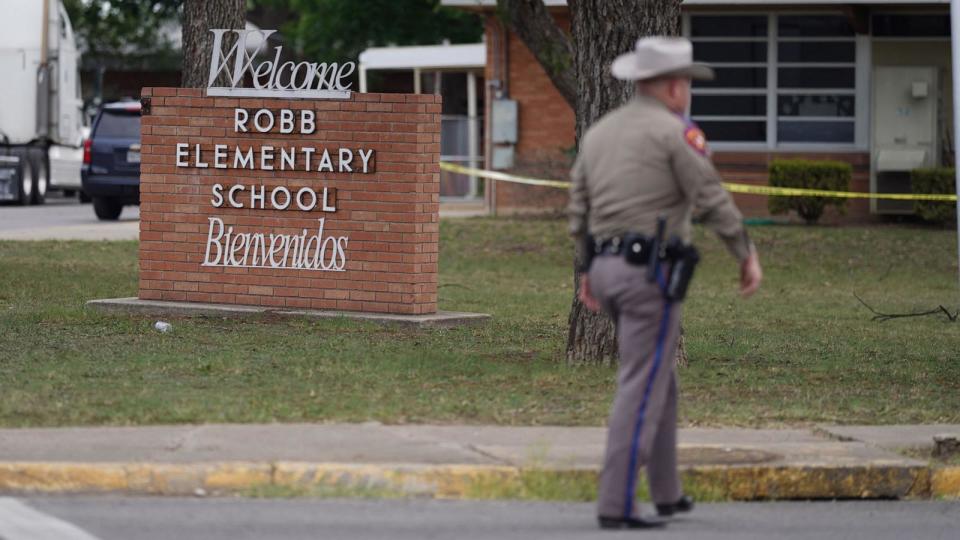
[467,70,479,199]
[952,0,960,293]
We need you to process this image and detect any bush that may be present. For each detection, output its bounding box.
[912,168,956,225]
[768,159,851,224]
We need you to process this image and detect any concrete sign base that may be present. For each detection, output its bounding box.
[86,297,490,328]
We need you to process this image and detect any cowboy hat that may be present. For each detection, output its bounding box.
[611,37,714,81]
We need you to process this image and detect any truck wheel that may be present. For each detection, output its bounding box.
[15,157,33,206]
[92,197,123,220]
[29,151,48,205]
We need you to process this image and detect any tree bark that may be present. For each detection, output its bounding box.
[495,0,577,108]
[568,0,680,141]
[181,0,246,88]
[498,0,685,366]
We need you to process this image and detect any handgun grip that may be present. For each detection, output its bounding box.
[646,217,667,282]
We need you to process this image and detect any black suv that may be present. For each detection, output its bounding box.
[81,101,141,220]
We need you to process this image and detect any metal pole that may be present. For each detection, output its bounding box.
[359,63,368,93]
[952,0,960,294]
[40,0,49,65]
[467,71,479,199]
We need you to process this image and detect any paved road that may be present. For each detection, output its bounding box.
[0,194,139,241]
[4,498,957,540]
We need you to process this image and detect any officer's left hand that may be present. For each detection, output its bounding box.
[579,275,602,312]
[739,250,763,298]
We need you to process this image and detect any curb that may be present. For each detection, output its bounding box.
[932,467,960,498]
[1,462,954,500]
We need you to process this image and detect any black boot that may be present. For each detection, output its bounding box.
[597,516,667,530]
[655,495,695,516]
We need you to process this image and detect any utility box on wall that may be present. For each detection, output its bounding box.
[491,99,517,169]
[871,66,939,214]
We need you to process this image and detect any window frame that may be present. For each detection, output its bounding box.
[683,11,870,152]
[870,12,951,41]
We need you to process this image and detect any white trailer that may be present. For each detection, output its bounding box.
[0,0,84,205]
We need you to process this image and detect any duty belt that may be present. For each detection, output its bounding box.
[594,234,654,263]
[586,230,701,302]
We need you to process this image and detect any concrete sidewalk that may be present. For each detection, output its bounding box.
[0,423,957,500]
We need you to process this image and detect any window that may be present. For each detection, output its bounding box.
[688,13,862,147]
[95,111,141,138]
[776,15,855,144]
[689,15,768,143]
[872,14,950,37]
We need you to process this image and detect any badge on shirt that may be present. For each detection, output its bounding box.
[684,124,709,156]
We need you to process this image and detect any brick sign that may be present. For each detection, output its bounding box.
[138,87,441,315]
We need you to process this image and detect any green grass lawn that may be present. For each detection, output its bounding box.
[0,218,958,427]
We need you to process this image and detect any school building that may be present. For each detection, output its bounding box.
[435,0,953,222]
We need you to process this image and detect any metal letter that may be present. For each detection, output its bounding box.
[296,187,317,211]
[234,108,249,132]
[358,148,374,173]
[254,109,275,133]
[271,186,291,210]
[260,145,274,170]
[339,148,353,172]
[194,143,208,168]
[250,185,266,209]
[228,184,244,208]
[203,217,225,265]
[280,109,294,134]
[300,110,316,135]
[211,183,224,207]
[175,143,189,167]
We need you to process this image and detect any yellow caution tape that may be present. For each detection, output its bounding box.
[439,162,958,202]
[440,162,571,189]
[721,183,957,201]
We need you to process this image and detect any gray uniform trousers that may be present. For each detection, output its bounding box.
[589,255,684,519]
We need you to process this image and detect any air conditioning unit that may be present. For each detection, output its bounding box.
[871,66,938,215]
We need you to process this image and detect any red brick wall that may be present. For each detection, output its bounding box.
[506,16,575,158]
[485,15,574,213]
[138,87,440,315]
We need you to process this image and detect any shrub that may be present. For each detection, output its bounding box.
[912,168,956,225]
[768,159,851,225]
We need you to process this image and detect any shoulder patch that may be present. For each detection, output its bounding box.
[684,124,709,156]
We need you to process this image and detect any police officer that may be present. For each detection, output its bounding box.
[568,37,763,530]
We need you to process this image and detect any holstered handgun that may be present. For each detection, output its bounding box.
[664,239,700,301]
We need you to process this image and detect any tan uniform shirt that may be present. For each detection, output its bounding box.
[568,94,752,262]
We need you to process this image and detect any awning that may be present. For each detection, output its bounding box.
[358,43,485,71]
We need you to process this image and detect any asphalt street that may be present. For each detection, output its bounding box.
[3,498,957,540]
[0,193,139,241]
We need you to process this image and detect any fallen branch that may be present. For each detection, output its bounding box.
[853,292,959,322]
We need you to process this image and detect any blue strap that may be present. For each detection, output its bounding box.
[622,275,673,518]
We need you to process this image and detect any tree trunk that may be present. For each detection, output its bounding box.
[492,2,692,365]
[565,0,682,365]
[181,0,246,88]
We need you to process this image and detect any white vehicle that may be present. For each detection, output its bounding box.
[0,0,84,205]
